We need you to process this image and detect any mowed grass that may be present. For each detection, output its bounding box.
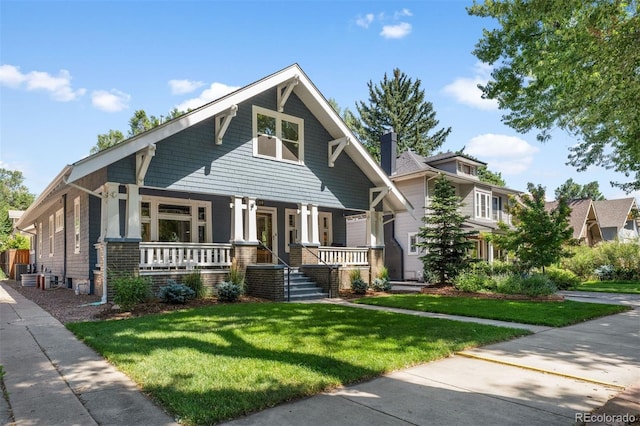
[355,294,630,327]
[572,280,640,294]
[67,303,528,425]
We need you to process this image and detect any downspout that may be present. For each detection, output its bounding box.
[63,177,108,304]
[62,194,67,287]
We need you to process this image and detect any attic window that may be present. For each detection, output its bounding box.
[458,161,477,176]
[253,106,304,164]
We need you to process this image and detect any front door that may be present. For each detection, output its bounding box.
[256,208,277,263]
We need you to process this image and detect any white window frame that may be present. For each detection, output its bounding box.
[74,197,81,254]
[48,214,54,256]
[285,208,299,253]
[319,212,333,246]
[55,209,64,232]
[140,196,212,243]
[252,105,304,164]
[38,222,42,259]
[458,161,477,176]
[408,232,421,255]
[475,190,491,220]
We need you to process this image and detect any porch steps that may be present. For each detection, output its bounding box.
[285,270,328,301]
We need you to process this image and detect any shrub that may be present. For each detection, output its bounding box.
[377,266,389,281]
[561,245,597,279]
[371,277,392,292]
[545,267,581,290]
[158,283,196,304]
[456,271,498,293]
[594,264,614,281]
[349,269,368,294]
[216,281,243,302]
[497,274,556,297]
[112,275,152,311]
[183,270,205,298]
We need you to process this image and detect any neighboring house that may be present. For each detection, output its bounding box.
[593,198,640,242]
[15,64,413,301]
[544,199,603,247]
[375,132,521,281]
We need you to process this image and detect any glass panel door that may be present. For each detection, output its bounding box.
[256,209,276,263]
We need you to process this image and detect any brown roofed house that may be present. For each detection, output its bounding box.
[545,198,603,247]
[593,198,640,242]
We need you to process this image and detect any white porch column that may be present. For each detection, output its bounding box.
[101,182,121,240]
[487,241,494,263]
[125,184,141,239]
[298,203,309,244]
[366,210,384,248]
[244,197,258,243]
[230,196,245,242]
[310,204,320,245]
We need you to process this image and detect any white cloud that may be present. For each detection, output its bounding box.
[442,62,498,110]
[176,82,240,111]
[394,8,412,19]
[380,22,412,39]
[356,13,374,28]
[0,64,86,101]
[91,89,130,112]
[466,134,539,175]
[169,79,205,95]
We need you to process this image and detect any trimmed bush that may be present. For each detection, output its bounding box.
[545,267,581,290]
[349,269,368,294]
[371,277,392,292]
[158,283,196,304]
[216,281,243,302]
[112,275,152,311]
[497,274,556,297]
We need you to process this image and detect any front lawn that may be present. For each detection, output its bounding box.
[571,280,640,294]
[355,294,630,327]
[67,303,528,425]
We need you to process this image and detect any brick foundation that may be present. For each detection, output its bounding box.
[246,265,285,301]
[299,265,339,298]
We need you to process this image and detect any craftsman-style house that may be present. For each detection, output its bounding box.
[15,64,413,301]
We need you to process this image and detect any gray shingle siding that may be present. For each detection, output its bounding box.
[109,89,373,211]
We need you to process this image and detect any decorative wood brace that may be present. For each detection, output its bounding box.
[328,137,349,167]
[136,144,156,186]
[369,186,390,210]
[215,104,238,145]
[277,75,299,112]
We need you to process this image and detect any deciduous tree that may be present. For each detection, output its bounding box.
[554,178,605,200]
[468,0,640,192]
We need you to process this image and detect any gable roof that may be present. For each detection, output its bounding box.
[545,198,599,240]
[18,64,414,227]
[593,198,639,229]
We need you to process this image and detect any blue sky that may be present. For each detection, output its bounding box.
[1,0,638,203]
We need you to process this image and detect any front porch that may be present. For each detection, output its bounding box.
[93,241,382,302]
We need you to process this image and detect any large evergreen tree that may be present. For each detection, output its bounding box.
[355,69,451,159]
[417,174,476,285]
[495,183,574,272]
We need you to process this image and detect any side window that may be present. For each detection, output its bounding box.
[74,197,81,253]
[408,232,420,255]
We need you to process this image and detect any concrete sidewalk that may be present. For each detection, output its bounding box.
[1,280,638,426]
[0,282,178,426]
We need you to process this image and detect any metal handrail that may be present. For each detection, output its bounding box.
[300,244,336,298]
[258,242,292,302]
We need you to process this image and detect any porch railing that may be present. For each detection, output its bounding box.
[139,242,233,270]
[318,247,368,265]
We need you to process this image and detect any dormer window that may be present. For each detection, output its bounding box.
[458,161,477,176]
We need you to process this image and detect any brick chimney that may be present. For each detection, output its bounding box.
[380,129,397,176]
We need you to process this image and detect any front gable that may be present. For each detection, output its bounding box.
[107,89,374,210]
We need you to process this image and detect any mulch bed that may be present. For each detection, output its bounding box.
[419,285,565,301]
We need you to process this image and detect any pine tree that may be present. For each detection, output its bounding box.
[355,69,451,159]
[417,174,476,285]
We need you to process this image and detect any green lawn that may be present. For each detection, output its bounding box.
[572,280,640,294]
[67,303,528,425]
[355,294,630,327]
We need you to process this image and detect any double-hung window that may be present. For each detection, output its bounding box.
[48,215,54,256]
[408,232,421,255]
[74,197,81,253]
[475,190,491,219]
[253,106,304,164]
[55,209,64,232]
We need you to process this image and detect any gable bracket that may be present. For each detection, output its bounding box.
[277,75,299,112]
[328,137,350,167]
[370,186,390,210]
[136,144,156,186]
[215,104,238,145]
